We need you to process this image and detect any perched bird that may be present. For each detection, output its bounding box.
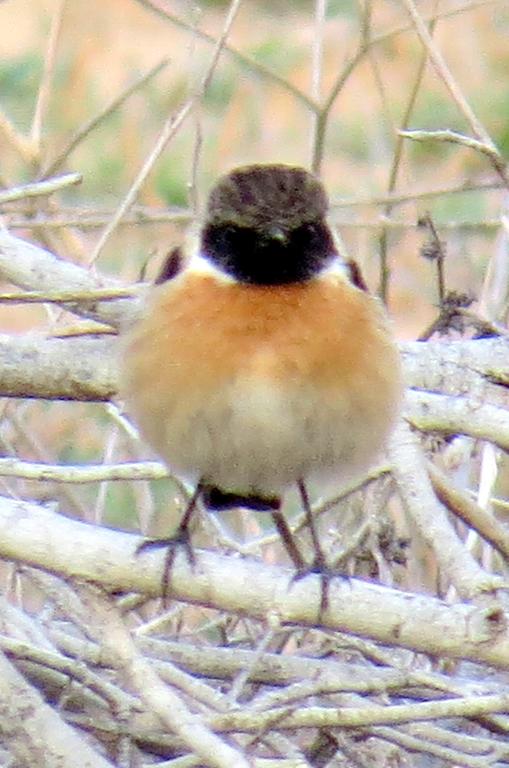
[120,164,402,601]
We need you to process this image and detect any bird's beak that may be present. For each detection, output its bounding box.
[265,225,288,244]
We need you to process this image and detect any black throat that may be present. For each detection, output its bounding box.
[201,220,335,285]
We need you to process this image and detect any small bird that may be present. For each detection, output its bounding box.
[120,164,402,603]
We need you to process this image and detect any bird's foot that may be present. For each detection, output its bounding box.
[291,554,344,619]
[136,526,196,604]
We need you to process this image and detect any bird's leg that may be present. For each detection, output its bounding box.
[296,479,332,616]
[271,508,307,570]
[297,480,328,570]
[136,481,203,602]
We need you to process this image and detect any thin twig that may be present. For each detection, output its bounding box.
[0,173,82,204]
[88,0,243,266]
[309,0,327,169]
[428,462,509,561]
[209,692,509,732]
[400,129,509,184]
[40,59,170,179]
[31,0,66,153]
[377,4,438,301]
[0,457,167,484]
[0,287,136,304]
[135,0,318,112]
[399,0,508,184]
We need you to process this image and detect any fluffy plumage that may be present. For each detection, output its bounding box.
[120,164,402,512]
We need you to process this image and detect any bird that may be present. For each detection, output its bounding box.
[120,163,402,608]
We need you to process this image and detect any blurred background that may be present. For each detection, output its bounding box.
[0,0,507,579]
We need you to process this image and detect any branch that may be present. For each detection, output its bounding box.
[0,457,167,483]
[0,496,508,668]
[429,463,509,559]
[400,336,509,393]
[0,334,115,401]
[388,421,503,599]
[208,692,509,732]
[0,231,139,329]
[406,390,509,450]
[0,173,82,204]
[1,331,509,404]
[0,648,113,768]
[81,589,251,768]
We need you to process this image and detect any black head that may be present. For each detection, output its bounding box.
[201,164,336,285]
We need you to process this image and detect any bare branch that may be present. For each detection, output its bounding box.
[388,421,504,599]
[209,692,509,732]
[88,0,243,266]
[0,334,116,401]
[81,588,251,768]
[428,462,509,560]
[0,231,139,329]
[0,497,508,667]
[0,457,166,483]
[41,59,170,179]
[0,173,82,204]
[406,390,509,451]
[0,647,113,768]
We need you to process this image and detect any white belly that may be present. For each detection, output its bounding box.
[157,375,384,496]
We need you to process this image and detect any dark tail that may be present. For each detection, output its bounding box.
[201,485,280,512]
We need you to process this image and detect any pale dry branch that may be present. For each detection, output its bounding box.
[331,176,504,207]
[0,173,82,204]
[53,626,506,702]
[41,59,170,179]
[208,693,509,732]
[88,0,243,266]
[400,336,509,395]
[5,211,508,232]
[0,287,135,304]
[0,647,114,768]
[81,588,251,768]
[406,390,509,451]
[428,462,509,559]
[399,0,499,151]
[0,457,166,483]
[3,207,192,230]
[0,230,140,329]
[0,334,115,401]
[399,128,507,167]
[388,420,504,599]
[1,497,509,667]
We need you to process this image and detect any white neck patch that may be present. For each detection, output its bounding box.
[186,250,236,284]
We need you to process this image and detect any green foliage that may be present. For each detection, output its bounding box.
[102,483,140,529]
[326,0,357,17]
[0,53,41,129]
[203,69,236,111]
[154,153,189,206]
[249,37,303,73]
[430,191,486,225]
[328,116,371,163]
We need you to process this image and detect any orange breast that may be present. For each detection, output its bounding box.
[120,272,402,493]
